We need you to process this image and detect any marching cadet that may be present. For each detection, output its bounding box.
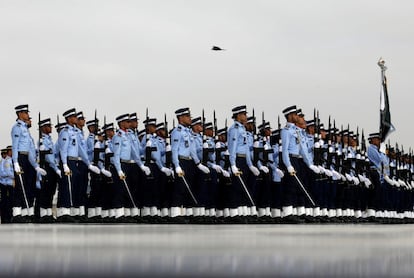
[111,114,151,223]
[227,105,260,223]
[101,122,116,222]
[57,108,100,223]
[190,116,211,223]
[170,108,209,223]
[269,129,285,223]
[214,128,230,220]
[87,127,112,223]
[155,122,174,219]
[256,121,273,222]
[141,117,173,222]
[280,105,319,223]
[128,112,151,220]
[11,104,47,223]
[37,118,61,223]
[75,111,89,221]
[0,146,14,223]
[244,116,260,220]
[203,122,228,221]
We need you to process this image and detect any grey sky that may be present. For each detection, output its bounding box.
[0,1,412,149]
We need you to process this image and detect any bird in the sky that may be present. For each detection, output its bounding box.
[211,46,226,51]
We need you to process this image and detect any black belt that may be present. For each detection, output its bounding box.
[121,159,135,164]
[236,154,246,158]
[289,154,302,159]
[18,151,29,155]
[68,156,82,161]
[179,155,192,161]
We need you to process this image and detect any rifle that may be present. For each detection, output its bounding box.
[144,108,156,168]
[202,109,208,165]
[252,109,262,166]
[38,112,50,169]
[164,113,172,170]
[92,109,104,166]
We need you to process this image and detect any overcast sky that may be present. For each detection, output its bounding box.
[0,1,413,149]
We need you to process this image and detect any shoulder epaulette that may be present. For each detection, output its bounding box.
[177,126,182,131]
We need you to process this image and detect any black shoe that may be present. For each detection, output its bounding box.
[12,215,28,223]
[57,215,77,223]
[38,216,56,224]
[169,216,189,224]
[226,216,247,224]
[281,215,305,224]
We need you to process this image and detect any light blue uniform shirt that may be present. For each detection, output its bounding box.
[39,133,59,172]
[11,119,39,168]
[171,124,200,168]
[281,123,310,169]
[0,156,14,186]
[112,129,142,173]
[58,124,90,165]
[128,130,144,167]
[227,121,253,167]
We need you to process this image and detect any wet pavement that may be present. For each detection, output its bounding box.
[1,224,414,277]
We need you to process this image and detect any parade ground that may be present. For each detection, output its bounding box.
[1,224,413,277]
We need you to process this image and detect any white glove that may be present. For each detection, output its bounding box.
[249,165,260,176]
[118,170,126,180]
[222,170,230,178]
[384,175,393,185]
[231,165,241,176]
[94,141,101,148]
[352,176,360,185]
[340,174,346,182]
[175,166,184,176]
[212,164,222,173]
[259,165,269,174]
[324,169,333,177]
[318,165,325,173]
[101,169,112,177]
[55,169,62,178]
[14,162,21,174]
[202,142,209,149]
[314,142,321,148]
[105,147,112,154]
[331,170,341,180]
[35,167,47,176]
[161,167,172,176]
[287,166,296,175]
[63,164,71,175]
[197,163,210,174]
[39,144,46,151]
[88,164,101,174]
[309,164,320,174]
[364,177,372,187]
[276,168,284,178]
[215,142,221,149]
[345,173,353,182]
[379,142,386,154]
[140,165,151,176]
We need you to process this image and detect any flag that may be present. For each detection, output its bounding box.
[379,59,395,142]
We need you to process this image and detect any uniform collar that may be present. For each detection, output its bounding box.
[17,119,27,127]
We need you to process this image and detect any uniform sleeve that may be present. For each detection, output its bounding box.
[11,125,20,164]
[28,141,39,169]
[112,136,122,173]
[227,127,238,167]
[59,130,69,165]
[190,136,201,165]
[171,129,180,168]
[131,141,144,167]
[281,129,292,169]
[367,145,382,170]
[78,136,91,166]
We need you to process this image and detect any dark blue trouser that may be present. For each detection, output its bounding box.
[14,154,36,208]
[171,159,196,208]
[1,184,14,223]
[38,164,59,209]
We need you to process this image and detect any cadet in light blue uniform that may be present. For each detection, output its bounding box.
[111,114,151,222]
[280,105,310,223]
[227,105,260,223]
[170,108,209,222]
[11,104,47,223]
[37,118,61,223]
[0,147,14,223]
[269,129,284,222]
[141,117,170,221]
[75,111,89,221]
[101,122,116,222]
[57,108,100,223]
